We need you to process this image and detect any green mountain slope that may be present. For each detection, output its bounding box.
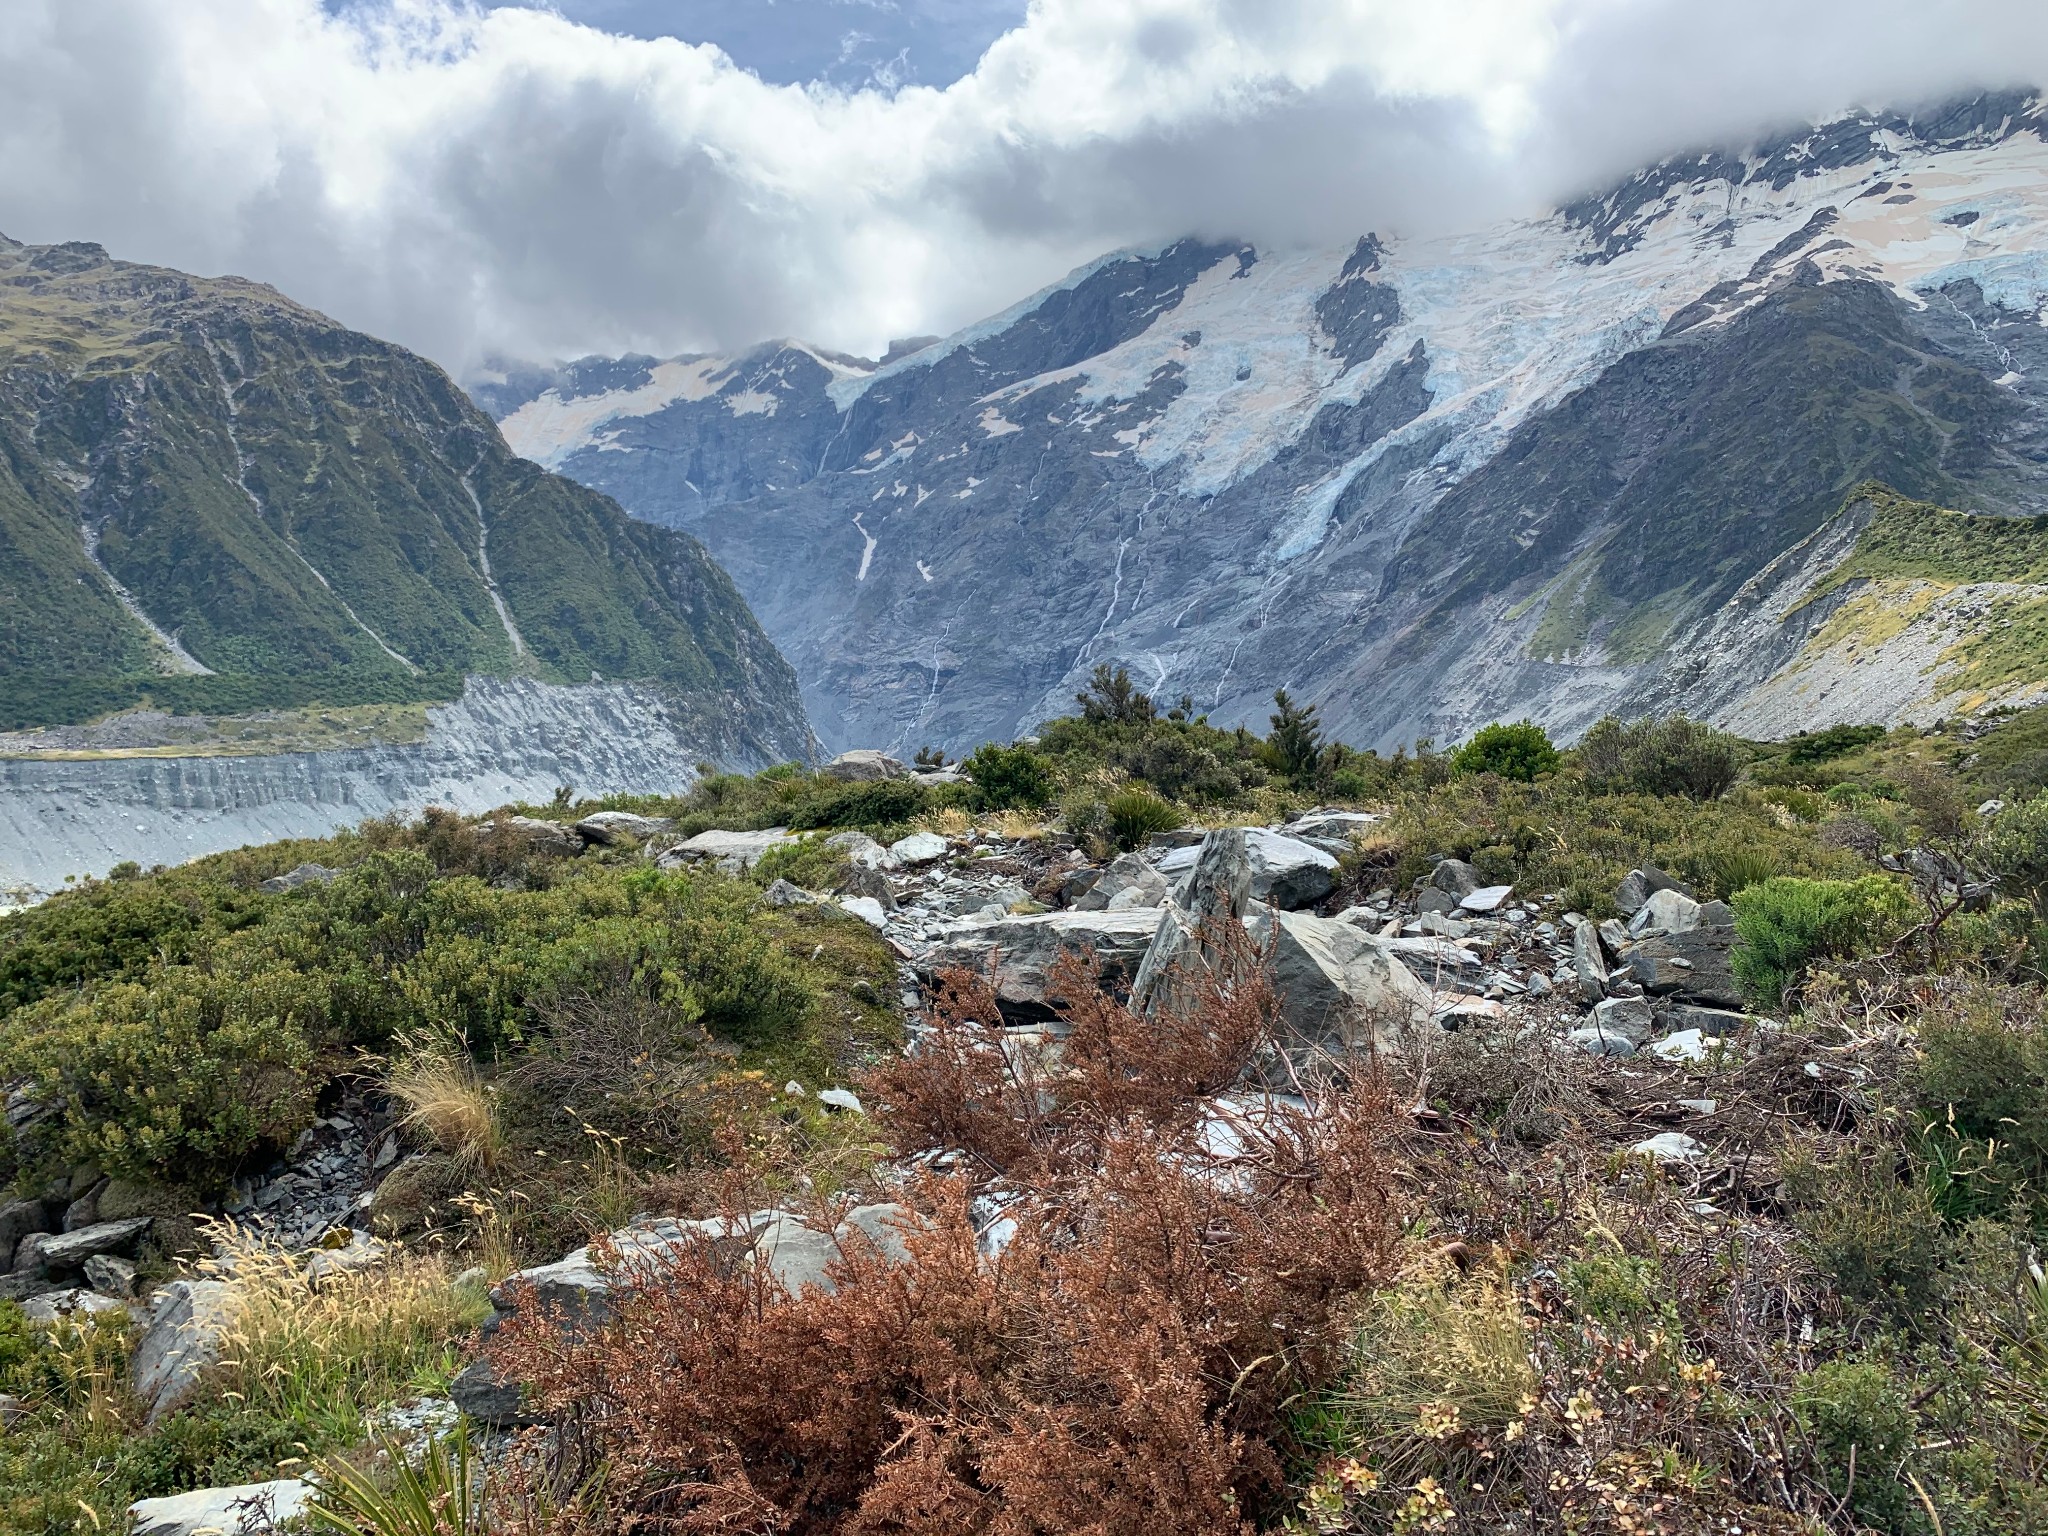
[0,235,812,759]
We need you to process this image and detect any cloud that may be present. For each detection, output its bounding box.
[1,0,2045,374]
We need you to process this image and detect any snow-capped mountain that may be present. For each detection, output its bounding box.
[485,91,2048,755]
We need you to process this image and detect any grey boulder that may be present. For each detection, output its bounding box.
[1629,887,1702,936]
[822,749,908,782]
[1615,865,1695,917]
[1571,921,1609,1004]
[1248,910,1435,1051]
[501,816,585,856]
[1131,829,1255,1014]
[1429,859,1481,900]
[258,862,337,894]
[1589,996,1655,1046]
[923,909,1163,1013]
[132,1279,238,1422]
[1158,828,1335,910]
[1623,928,1741,1008]
[0,1199,47,1271]
[1074,852,1169,912]
[889,831,950,865]
[826,830,900,870]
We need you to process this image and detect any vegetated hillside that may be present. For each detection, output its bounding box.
[1635,484,2048,736]
[493,91,2048,755]
[6,684,2048,1531]
[0,234,811,764]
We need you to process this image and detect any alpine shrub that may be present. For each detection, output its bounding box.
[962,743,1057,811]
[1578,714,1744,799]
[1450,721,1559,782]
[1730,875,1916,1005]
[1983,790,2048,923]
[787,778,927,831]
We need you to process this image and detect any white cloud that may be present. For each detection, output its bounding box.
[2,0,2045,373]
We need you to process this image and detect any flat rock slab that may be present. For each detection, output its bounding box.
[889,831,950,865]
[922,909,1163,1011]
[574,811,674,845]
[37,1217,150,1270]
[1383,936,1482,973]
[1287,810,1381,843]
[665,828,795,872]
[1459,884,1514,913]
[131,1481,311,1536]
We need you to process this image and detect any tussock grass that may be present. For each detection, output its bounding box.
[388,1051,505,1175]
[198,1223,491,1441]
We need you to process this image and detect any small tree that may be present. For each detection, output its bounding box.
[1076,664,1155,727]
[1267,690,1324,782]
[1450,721,1559,783]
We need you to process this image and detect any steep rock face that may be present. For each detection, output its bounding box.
[0,234,811,765]
[498,93,2048,752]
[0,677,722,894]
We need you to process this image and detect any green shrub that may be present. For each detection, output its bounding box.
[1785,723,1887,765]
[1785,1149,1950,1322]
[750,835,852,893]
[1265,690,1326,782]
[1578,713,1745,799]
[1104,789,1184,852]
[963,742,1057,810]
[1915,988,2048,1227]
[1983,791,2048,923]
[787,778,928,832]
[0,967,319,1188]
[1731,875,1916,1004]
[1450,720,1559,782]
[1793,1359,1917,1532]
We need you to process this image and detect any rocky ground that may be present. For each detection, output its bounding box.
[86,749,1780,1533]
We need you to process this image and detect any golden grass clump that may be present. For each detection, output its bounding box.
[388,1051,505,1174]
[198,1222,491,1434]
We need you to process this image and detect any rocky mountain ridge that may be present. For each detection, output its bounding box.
[0,235,816,888]
[491,92,2048,754]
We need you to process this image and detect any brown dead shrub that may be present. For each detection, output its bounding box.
[491,940,1400,1534]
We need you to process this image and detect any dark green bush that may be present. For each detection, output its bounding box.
[1794,1359,1918,1532]
[0,967,319,1188]
[1785,1148,1950,1323]
[787,778,928,832]
[963,742,1057,810]
[1785,723,1887,765]
[1915,988,2048,1227]
[1731,875,1916,1004]
[1450,721,1559,782]
[1578,713,1745,799]
[1983,791,2048,923]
